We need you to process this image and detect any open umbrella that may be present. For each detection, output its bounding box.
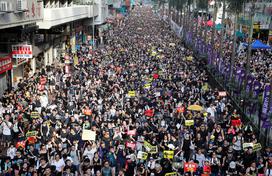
[207,20,214,27]
[187,105,203,111]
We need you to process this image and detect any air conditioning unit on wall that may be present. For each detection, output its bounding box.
[17,0,28,11]
[0,1,14,12]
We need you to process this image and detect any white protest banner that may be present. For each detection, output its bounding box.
[82,130,96,141]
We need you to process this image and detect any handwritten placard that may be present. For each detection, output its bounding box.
[82,130,96,141]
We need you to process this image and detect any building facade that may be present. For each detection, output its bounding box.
[0,0,117,96]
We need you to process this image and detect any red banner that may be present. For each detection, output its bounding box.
[0,56,12,74]
[184,162,198,172]
[231,119,241,127]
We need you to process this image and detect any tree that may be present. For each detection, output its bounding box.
[227,0,247,79]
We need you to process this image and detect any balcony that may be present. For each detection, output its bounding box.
[37,5,98,29]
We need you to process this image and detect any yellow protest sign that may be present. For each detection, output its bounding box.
[151,51,157,56]
[26,131,38,137]
[137,151,148,160]
[186,56,193,61]
[31,111,40,118]
[165,172,178,176]
[253,143,262,152]
[185,120,194,126]
[144,141,158,154]
[128,91,136,97]
[243,143,253,150]
[158,71,163,75]
[148,77,153,83]
[202,83,209,92]
[82,130,96,141]
[163,150,174,159]
[74,56,79,66]
[144,83,151,89]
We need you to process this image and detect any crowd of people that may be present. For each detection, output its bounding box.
[195,19,272,91]
[0,5,271,176]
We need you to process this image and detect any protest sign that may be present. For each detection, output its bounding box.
[177,107,185,113]
[144,141,158,153]
[127,129,136,136]
[185,120,194,126]
[253,143,262,152]
[144,83,151,89]
[16,141,26,149]
[184,162,198,172]
[83,109,92,116]
[31,111,40,118]
[163,150,174,159]
[126,141,136,150]
[186,56,193,61]
[202,83,209,91]
[137,151,148,160]
[219,91,227,97]
[231,119,241,127]
[128,91,136,97]
[82,130,96,141]
[155,92,161,97]
[243,143,254,150]
[165,172,178,176]
[26,131,38,137]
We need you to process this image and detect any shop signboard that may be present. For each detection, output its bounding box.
[11,45,32,59]
[0,56,12,74]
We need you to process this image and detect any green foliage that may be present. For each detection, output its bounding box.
[227,0,247,13]
[197,0,208,10]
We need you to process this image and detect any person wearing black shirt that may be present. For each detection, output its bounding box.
[63,159,77,175]
[38,158,48,175]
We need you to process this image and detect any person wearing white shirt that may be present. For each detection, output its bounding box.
[1,115,13,147]
[7,144,17,159]
[40,93,49,108]
[83,144,97,164]
[51,154,65,174]
[206,104,216,120]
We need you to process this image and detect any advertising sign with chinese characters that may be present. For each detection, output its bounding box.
[0,56,12,74]
[12,45,32,59]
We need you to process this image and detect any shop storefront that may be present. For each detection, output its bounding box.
[11,44,32,87]
[0,56,12,96]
